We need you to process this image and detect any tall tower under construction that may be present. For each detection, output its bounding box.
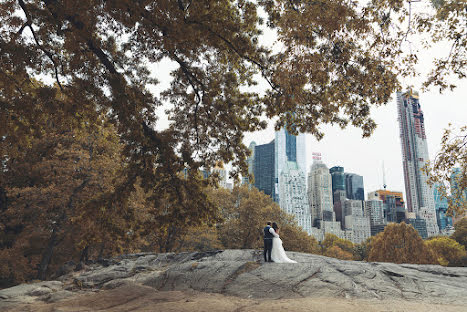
[397,91,438,236]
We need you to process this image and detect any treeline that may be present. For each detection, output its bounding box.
[173,196,467,268]
[1,114,466,288]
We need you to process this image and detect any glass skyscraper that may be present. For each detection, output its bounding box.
[252,141,275,197]
[397,91,438,236]
[330,166,345,194]
[308,159,335,227]
[345,173,365,201]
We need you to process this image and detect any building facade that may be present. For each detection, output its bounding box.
[308,159,335,227]
[368,189,406,224]
[275,128,307,203]
[342,199,371,243]
[252,140,275,197]
[345,173,365,201]
[433,183,453,232]
[364,199,386,236]
[330,166,345,195]
[279,161,312,234]
[248,127,310,234]
[397,91,438,236]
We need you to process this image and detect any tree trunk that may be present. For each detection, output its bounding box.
[0,186,7,212]
[37,229,57,280]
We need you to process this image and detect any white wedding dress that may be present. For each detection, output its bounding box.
[270,229,297,263]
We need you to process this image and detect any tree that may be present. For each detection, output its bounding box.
[0,116,145,286]
[324,246,354,261]
[424,126,467,216]
[176,225,222,252]
[3,0,463,233]
[214,185,319,253]
[425,236,466,266]
[320,233,354,255]
[368,223,434,264]
[275,221,320,254]
[353,237,375,261]
[451,217,467,249]
[419,0,467,91]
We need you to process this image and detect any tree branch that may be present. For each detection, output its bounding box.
[17,0,64,91]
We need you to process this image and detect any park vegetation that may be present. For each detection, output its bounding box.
[0,0,465,287]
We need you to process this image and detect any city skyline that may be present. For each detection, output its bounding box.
[243,88,466,204]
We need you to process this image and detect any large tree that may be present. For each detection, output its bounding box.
[1,0,465,249]
[0,117,142,286]
[368,223,434,264]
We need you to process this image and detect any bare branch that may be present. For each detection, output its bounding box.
[17,0,64,91]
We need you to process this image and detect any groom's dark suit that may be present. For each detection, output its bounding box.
[263,225,274,262]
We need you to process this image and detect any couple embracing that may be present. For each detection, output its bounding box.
[263,221,297,263]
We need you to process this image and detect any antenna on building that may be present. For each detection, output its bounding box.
[382,161,387,190]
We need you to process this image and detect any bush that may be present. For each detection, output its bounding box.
[321,233,354,255]
[425,236,467,266]
[324,246,353,260]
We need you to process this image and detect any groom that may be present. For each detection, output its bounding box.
[263,221,274,262]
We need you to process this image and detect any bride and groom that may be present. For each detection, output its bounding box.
[263,221,297,263]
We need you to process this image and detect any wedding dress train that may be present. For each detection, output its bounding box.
[271,234,297,263]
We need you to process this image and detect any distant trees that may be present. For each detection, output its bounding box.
[426,236,466,266]
[320,234,354,260]
[451,218,467,249]
[368,223,434,264]
[215,185,320,253]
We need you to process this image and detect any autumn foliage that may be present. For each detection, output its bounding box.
[211,185,320,254]
[451,217,467,249]
[368,223,434,264]
[1,0,465,288]
[425,236,466,266]
[0,120,144,287]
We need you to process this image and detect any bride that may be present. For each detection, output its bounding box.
[270,222,297,263]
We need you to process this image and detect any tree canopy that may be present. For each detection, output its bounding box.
[0,1,465,283]
[368,223,434,264]
[2,1,464,192]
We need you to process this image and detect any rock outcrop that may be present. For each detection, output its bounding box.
[2,249,467,310]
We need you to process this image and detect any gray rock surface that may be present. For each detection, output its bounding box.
[2,249,467,309]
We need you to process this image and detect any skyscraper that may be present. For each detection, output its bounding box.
[243,141,257,185]
[342,199,371,243]
[279,161,312,234]
[330,166,345,194]
[364,199,386,236]
[368,189,406,223]
[433,183,453,232]
[308,156,334,227]
[252,140,275,197]
[248,127,311,233]
[275,128,306,203]
[345,173,365,201]
[397,91,438,236]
